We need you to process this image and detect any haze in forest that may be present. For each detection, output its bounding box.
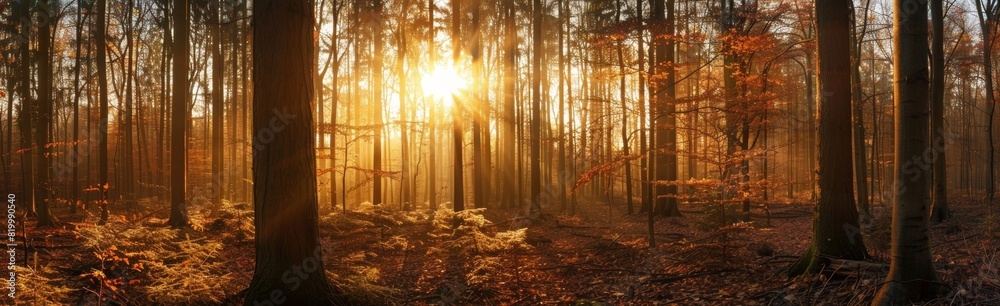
[0,0,998,305]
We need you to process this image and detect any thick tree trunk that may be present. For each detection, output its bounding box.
[653,0,681,217]
[530,0,542,216]
[872,0,941,302]
[168,0,190,228]
[244,1,339,304]
[789,0,868,275]
[502,0,516,210]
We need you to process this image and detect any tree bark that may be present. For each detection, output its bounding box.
[930,0,950,222]
[502,0,516,210]
[168,0,190,228]
[97,0,110,223]
[653,0,681,217]
[471,0,484,209]
[372,0,385,206]
[35,0,55,226]
[244,1,339,304]
[212,0,225,208]
[452,0,465,212]
[530,0,543,216]
[789,0,868,275]
[872,0,941,302]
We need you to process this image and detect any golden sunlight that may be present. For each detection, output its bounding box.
[421,65,467,107]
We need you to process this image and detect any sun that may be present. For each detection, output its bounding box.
[421,65,467,103]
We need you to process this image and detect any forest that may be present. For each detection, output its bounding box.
[0,0,998,304]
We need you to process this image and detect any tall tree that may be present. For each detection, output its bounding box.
[789,0,868,275]
[212,0,225,208]
[428,0,438,210]
[529,0,542,216]
[372,0,384,206]
[872,0,940,302]
[501,0,516,210]
[637,0,650,217]
[168,0,190,228]
[124,0,137,210]
[244,0,340,304]
[851,0,873,220]
[471,0,484,209]
[557,0,567,212]
[398,0,412,210]
[616,0,633,215]
[97,0,110,223]
[451,0,465,212]
[35,0,55,226]
[974,0,998,207]
[652,0,680,217]
[930,0,949,222]
[329,0,342,211]
[72,0,84,214]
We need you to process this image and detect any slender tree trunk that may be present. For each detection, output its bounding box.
[930,0,950,222]
[35,0,55,226]
[330,0,341,211]
[97,0,110,223]
[637,0,650,217]
[72,0,84,214]
[851,0,872,220]
[974,0,997,206]
[123,0,135,212]
[557,0,568,212]
[428,0,438,210]
[372,0,384,206]
[211,0,225,209]
[872,0,941,302]
[452,0,465,212]
[789,0,868,275]
[616,0,633,215]
[398,0,411,210]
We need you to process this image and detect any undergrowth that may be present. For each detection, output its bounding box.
[78,219,238,305]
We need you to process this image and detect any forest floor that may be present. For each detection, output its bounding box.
[6,195,1000,305]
